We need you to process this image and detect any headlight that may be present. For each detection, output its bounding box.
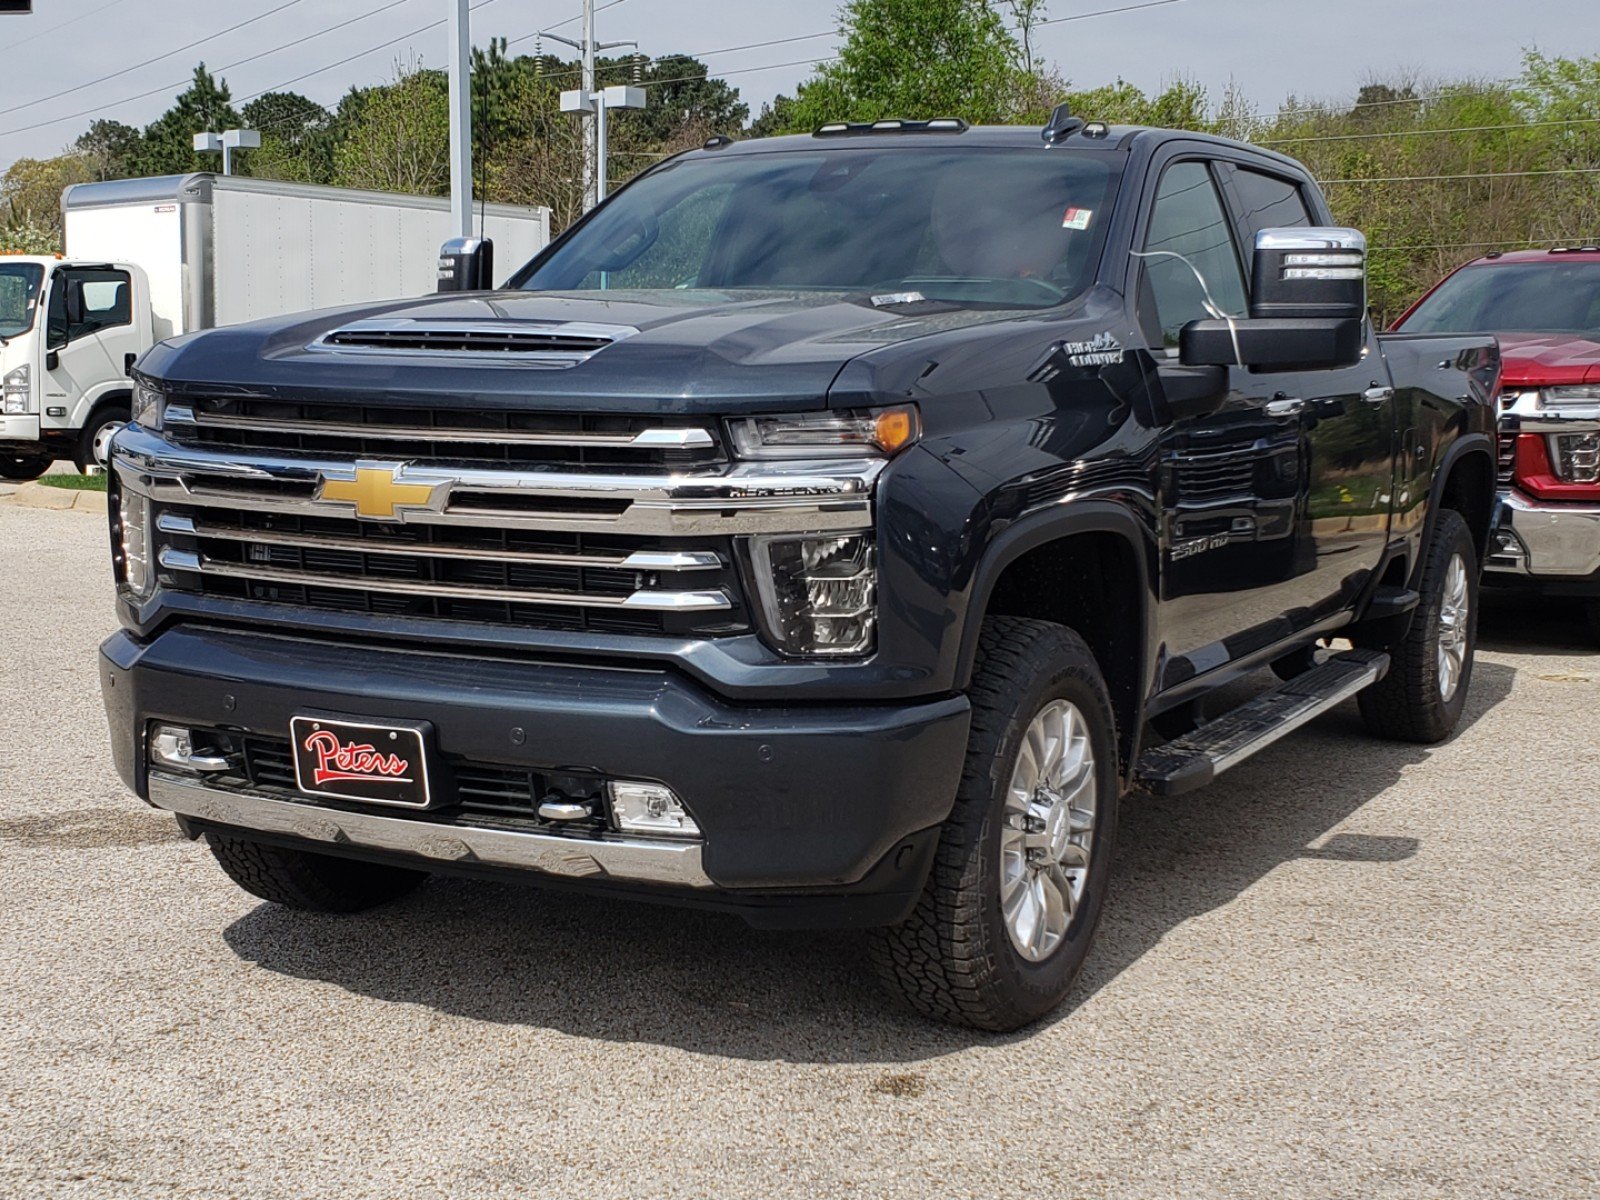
[114,487,152,597]
[1544,386,1600,405]
[3,364,31,414]
[130,383,164,429]
[749,533,876,656]
[726,406,918,460]
[1551,432,1600,484]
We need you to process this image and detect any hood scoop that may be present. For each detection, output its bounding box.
[312,318,639,367]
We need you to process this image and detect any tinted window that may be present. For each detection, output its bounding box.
[1140,161,1248,347]
[520,148,1122,310]
[1231,167,1312,244]
[1399,261,1600,336]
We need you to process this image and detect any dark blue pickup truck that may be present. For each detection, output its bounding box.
[101,112,1500,1030]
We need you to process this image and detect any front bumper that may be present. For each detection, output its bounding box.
[0,413,42,445]
[1486,488,1600,594]
[100,624,971,926]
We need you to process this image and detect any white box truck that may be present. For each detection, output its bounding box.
[0,174,549,479]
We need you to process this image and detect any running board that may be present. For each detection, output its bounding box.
[1136,649,1390,797]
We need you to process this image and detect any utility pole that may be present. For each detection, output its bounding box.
[446,0,474,239]
[548,1,641,213]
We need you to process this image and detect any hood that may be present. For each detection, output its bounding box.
[1493,332,1600,388]
[138,289,1026,414]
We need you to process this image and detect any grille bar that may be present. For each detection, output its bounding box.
[166,405,714,450]
[155,512,722,572]
[158,547,731,612]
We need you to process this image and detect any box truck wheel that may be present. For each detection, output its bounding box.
[76,402,130,473]
[0,450,53,482]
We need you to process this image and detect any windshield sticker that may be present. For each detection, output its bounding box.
[1063,332,1124,367]
[1062,207,1094,231]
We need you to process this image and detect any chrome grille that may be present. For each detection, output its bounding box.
[1496,429,1516,484]
[153,508,747,636]
[165,397,723,471]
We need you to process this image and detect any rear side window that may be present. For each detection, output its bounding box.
[1139,161,1249,348]
[1231,167,1313,244]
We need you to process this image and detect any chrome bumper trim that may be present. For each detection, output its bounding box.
[148,772,714,889]
[1488,488,1600,578]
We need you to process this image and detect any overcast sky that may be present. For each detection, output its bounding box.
[0,0,1594,172]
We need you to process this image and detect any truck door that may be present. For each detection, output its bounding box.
[1219,164,1394,619]
[1135,157,1313,674]
[42,265,138,433]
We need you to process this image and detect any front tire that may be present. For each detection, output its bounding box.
[0,451,53,482]
[205,834,426,913]
[1359,509,1478,743]
[75,404,129,473]
[869,617,1120,1032]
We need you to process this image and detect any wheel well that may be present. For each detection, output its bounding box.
[981,532,1145,774]
[1438,447,1496,562]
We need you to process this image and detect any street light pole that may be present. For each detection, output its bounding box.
[446,0,474,239]
[581,0,597,212]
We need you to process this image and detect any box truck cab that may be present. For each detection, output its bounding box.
[1,254,151,478]
[0,174,550,481]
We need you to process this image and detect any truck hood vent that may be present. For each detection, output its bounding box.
[312,318,638,366]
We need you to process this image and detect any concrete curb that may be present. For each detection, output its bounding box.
[4,482,107,513]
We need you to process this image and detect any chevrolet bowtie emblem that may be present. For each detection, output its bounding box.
[316,463,447,521]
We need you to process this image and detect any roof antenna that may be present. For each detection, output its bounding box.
[1042,102,1084,145]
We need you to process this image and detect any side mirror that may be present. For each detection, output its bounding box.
[437,237,496,292]
[1250,227,1367,321]
[1180,226,1367,372]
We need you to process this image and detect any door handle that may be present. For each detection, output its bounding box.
[1364,385,1396,404]
[1264,396,1304,418]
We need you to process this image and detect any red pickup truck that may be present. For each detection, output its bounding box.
[1393,247,1600,639]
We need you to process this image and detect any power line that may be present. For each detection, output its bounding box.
[1261,116,1600,146]
[6,0,130,51]
[1320,165,1600,185]
[1220,79,1523,127]
[0,0,316,118]
[0,0,460,142]
[1037,0,1188,27]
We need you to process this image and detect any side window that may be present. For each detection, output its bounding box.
[1139,161,1248,349]
[1231,166,1314,246]
[48,268,132,346]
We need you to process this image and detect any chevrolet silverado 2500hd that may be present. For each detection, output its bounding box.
[100,115,1500,1031]
[1391,246,1600,642]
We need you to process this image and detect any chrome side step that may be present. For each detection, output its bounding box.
[1136,649,1390,797]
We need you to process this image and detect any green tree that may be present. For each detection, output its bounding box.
[333,66,449,194]
[1,154,93,244]
[783,0,1026,130]
[243,91,333,183]
[73,120,143,181]
[133,64,242,176]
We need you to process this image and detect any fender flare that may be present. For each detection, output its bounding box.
[953,498,1153,693]
[73,388,134,433]
[1418,431,1497,576]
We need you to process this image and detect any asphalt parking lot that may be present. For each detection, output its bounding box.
[0,501,1595,1200]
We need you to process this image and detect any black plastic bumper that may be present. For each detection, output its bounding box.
[99,625,971,927]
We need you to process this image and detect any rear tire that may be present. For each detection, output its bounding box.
[0,451,53,482]
[868,617,1120,1032]
[205,834,426,913]
[1359,509,1478,743]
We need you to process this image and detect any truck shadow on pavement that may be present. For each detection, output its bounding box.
[222,660,1514,1063]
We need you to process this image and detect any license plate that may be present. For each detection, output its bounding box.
[289,714,434,809]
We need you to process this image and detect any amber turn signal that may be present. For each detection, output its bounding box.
[872,406,919,454]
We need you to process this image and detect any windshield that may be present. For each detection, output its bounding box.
[516,146,1120,310]
[1400,261,1600,337]
[0,262,44,339]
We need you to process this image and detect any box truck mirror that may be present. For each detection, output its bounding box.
[437,238,495,293]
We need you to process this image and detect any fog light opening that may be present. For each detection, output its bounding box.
[607,780,700,839]
[150,724,230,774]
